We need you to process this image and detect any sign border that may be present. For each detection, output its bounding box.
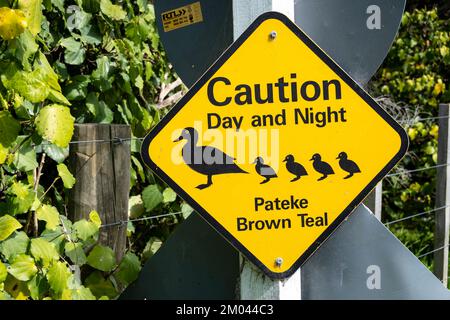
[141,11,409,279]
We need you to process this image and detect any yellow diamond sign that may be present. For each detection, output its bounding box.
[142,12,408,278]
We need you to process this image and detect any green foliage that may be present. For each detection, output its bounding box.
[371,8,450,268]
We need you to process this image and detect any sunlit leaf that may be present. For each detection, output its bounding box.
[0,215,22,241]
[86,245,116,272]
[35,104,74,148]
[7,254,37,281]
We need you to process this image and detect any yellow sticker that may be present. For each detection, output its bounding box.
[161,2,203,32]
[142,13,408,279]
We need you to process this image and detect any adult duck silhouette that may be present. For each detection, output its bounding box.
[253,157,278,184]
[283,154,308,182]
[174,127,247,189]
[337,152,361,179]
[310,153,334,181]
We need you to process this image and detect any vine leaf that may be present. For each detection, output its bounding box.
[36,205,60,230]
[86,245,116,272]
[35,104,75,148]
[114,252,141,286]
[18,0,42,36]
[0,231,30,262]
[142,185,163,212]
[0,215,22,241]
[0,8,28,40]
[0,111,21,148]
[57,163,76,189]
[65,242,87,266]
[0,261,7,283]
[100,0,126,21]
[73,219,98,241]
[30,238,59,267]
[46,261,71,294]
[7,254,37,281]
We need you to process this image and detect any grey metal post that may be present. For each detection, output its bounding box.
[232,0,301,300]
[363,182,383,221]
[434,104,450,286]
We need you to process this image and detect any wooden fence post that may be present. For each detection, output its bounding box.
[363,182,383,221]
[68,124,131,262]
[232,0,301,300]
[434,104,450,286]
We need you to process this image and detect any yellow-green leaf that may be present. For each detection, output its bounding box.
[46,261,70,294]
[35,104,75,148]
[88,211,101,228]
[36,205,60,230]
[7,254,37,281]
[87,245,116,272]
[30,238,59,267]
[0,144,9,165]
[0,8,28,40]
[100,0,126,21]
[57,163,76,189]
[0,215,22,241]
[0,262,7,283]
[18,0,42,36]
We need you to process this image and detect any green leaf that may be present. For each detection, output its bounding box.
[35,104,75,148]
[57,163,76,189]
[129,195,144,219]
[0,262,7,283]
[9,69,50,103]
[162,188,177,203]
[85,271,118,299]
[11,30,38,70]
[115,252,141,286]
[0,231,30,262]
[87,245,116,272]
[60,37,86,65]
[86,93,114,123]
[9,181,35,214]
[89,211,102,228]
[73,219,98,241]
[0,111,21,147]
[36,205,60,230]
[30,238,59,267]
[27,273,49,300]
[18,0,43,36]
[42,143,69,163]
[63,75,90,101]
[34,51,59,90]
[13,138,38,172]
[142,237,162,261]
[0,144,8,165]
[65,242,87,266]
[100,0,126,21]
[181,202,193,219]
[142,185,163,212]
[46,261,71,294]
[7,254,37,281]
[71,286,96,300]
[0,215,22,241]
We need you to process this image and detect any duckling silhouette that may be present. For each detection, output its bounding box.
[283,154,308,182]
[253,157,277,184]
[310,153,334,181]
[174,127,247,189]
[337,152,361,179]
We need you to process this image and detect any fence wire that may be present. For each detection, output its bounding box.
[99,211,183,229]
[384,205,450,226]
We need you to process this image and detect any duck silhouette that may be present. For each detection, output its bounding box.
[253,157,277,184]
[310,153,335,181]
[283,154,308,182]
[174,127,247,189]
[337,152,361,179]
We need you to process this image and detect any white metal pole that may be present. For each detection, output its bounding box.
[232,0,301,300]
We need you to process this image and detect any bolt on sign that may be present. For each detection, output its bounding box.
[141,12,408,278]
